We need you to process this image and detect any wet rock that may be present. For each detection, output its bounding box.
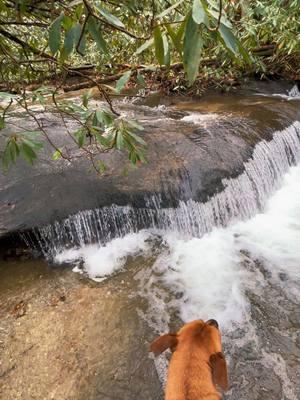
[0,90,299,238]
[278,272,288,281]
[0,259,162,400]
[289,312,300,328]
[227,361,283,400]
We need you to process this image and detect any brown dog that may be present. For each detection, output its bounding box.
[150,319,228,400]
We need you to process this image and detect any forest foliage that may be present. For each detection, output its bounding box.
[0,0,299,171]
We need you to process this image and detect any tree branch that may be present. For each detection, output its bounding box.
[0,20,47,27]
[0,27,55,61]
[82,0,149,40]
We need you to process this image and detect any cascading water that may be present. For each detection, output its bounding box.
[288,84,300,98]
[49,129,300,399]
[17,97,300,399]
[23,121,300,259]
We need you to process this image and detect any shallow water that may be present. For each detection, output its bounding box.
[1,86,300,399]
[54,161,300,399]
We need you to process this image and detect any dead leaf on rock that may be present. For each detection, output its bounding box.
[11,300,27,318]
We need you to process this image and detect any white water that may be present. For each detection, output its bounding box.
[181,112,220,124]
[25,122,300,258]
[288,84,300,98]
[54,160,300,331]
[55,231,152,280]
[147,163,300,330]
[53,152,300,399]
[257,84,300,101]
[51,120,300,398]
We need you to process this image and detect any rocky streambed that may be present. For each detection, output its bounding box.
[0,256,163,400]
[0,82,300,400]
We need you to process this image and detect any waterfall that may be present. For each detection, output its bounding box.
[22,121,300,258]
[288,84,300,98]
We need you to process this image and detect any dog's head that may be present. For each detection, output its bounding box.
[149,319,228,392]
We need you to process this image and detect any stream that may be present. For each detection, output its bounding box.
[54,132,300,400]
[0,83,300,400]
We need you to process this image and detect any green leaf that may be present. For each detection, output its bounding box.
[95,109,114,126]
[166,24,177,46]
[183,12,203,85]
[135,38,154,55]
[87,17,108,54]
[74,128,86,148]
[154,26,165,65]
[192,0,206,24]
[20,142,37,165]
[49,13,64,54]
[75,4,84,19]
[52,149,62,160]
[209,9,232,28]
[72,22,82,47]
[127,120,144,131]
[162,34,170,67]
[127,131,147,146]
[176,18,187,43]
[94,132,110,147]
[8,139,19,163]
[155,0,185,19]
[115,70,131,93]
[136,149,147,163]
[21,138,43,151]
[116,131,125,149]
[166,22,184,54]
[238,42,252,64]
[62,15,73,31]
[96,6,125,28]
[82,90,92,108]
[129,150,137,164]
[61,25,76,59]
[77,28,86,55]
[218,23,239,55]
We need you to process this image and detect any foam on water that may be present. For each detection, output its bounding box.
[257,84,300,101]
[288,84,300,98]
[236,165,300,278]
[48,120,300,397]
[181,112,220,124]
[147,163,300,331]
[54,231,151,280]
[52,159,300,398]
[54,162,300,331]
[135,163,300,399]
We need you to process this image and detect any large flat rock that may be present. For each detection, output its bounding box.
[1,88,299,237]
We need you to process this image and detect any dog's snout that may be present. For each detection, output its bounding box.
[206,319,219,328]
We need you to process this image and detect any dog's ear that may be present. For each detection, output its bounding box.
[149,334,178,356]
[209,352,229,392]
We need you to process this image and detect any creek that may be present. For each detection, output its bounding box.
[0,82,299,400]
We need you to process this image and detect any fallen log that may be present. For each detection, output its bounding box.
[62,73,124,92]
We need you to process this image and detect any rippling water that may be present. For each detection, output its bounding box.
[54,158,300,399]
